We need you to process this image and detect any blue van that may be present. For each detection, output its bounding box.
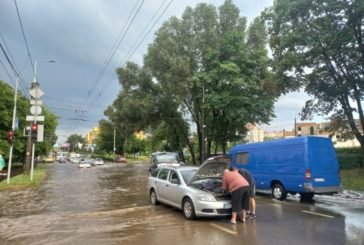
[229,136,341,200]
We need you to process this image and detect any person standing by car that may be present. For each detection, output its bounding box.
[222,166,250,224]
[238,168,256,219]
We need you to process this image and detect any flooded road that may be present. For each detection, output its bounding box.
[0,162,363,245]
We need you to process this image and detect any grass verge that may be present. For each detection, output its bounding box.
[0,164,49,190]
[340,168,364,192]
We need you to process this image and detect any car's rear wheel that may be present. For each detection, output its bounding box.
[272,184,287,200]
[182,198,196,220]
[150,189,159,205]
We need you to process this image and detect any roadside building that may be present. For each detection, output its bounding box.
[86,127,99,145]
[245,124,264,143]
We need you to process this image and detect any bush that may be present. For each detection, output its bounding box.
[336,153,363,169]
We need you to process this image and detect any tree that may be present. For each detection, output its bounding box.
[266,0,364,151]
[112,62,191,157]
[145,0,275,162]
[0,81,29,162]
[35,107,58,157]
[0,80,58,165]
[67,134,85,152]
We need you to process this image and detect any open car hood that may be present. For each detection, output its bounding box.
[189,155,231,184]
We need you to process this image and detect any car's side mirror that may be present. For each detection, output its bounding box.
[170,179,180,185]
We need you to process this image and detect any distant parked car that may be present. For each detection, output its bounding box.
[115,155,127,163]
[78,159,92,168]
[149,152,184,173]
[58,156,67,163]
[93,158,104,166]
[70,157,80,164]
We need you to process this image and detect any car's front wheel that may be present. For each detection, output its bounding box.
[150,189,159,205]
[182,197,196,220]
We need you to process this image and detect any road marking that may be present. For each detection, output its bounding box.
[270,203,281,207]
[302,210,334,218]
[210,223,237,235]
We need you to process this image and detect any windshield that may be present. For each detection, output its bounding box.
[156,153,178,163]
[180,169,198,184]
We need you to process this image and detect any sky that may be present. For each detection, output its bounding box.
[0,0,318,143]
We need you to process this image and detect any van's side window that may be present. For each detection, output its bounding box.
[236,152,249,164]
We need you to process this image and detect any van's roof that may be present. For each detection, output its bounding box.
[228,136,331,152]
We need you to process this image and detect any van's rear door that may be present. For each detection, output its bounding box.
[307,137,341,189]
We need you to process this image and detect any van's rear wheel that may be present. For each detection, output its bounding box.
[272,184,287,200]
[300,193,314,201]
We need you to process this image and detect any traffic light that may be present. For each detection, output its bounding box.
[31,123,38,142]
[7,130,14,145]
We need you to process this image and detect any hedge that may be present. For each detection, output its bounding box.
[336,147,364,169]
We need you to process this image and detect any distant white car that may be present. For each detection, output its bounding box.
[70,157,80,164]
[78,159,91,168]
[93,158,104,165]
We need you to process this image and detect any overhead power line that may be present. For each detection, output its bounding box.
[85,0,143,104]
[70,0,146,130]
[13,0,35,77]
[83,0,175,116]
[0,41,30,97]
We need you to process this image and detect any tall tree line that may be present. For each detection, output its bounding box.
[102,0,275,164]
[0,80,58,164]
[266,0,364,151]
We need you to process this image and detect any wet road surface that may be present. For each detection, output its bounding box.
[0,162,363,245]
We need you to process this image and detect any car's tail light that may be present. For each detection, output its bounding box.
[305,169,311,180]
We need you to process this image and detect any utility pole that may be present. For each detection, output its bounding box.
[7,76,19,184]
[201,84,206,164]
[113,128,116,157]
[294,117,297,137]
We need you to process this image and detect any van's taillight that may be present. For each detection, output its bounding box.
[305,169,311,180]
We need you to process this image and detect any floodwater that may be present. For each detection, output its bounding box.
[0,162,363,245]
[0,162,151,245]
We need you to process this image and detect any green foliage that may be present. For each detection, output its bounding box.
[0,81,57,163]
[0,81,29,161]
[143,0,276,161]
[35,107,58,157]
[337,154,363,169]
[66,134,85,152]
[336,147,364,169]
[267,0,364,150]
[102,1,276,164]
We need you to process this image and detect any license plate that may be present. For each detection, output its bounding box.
[223,203,231,209]
[314,178,325,182]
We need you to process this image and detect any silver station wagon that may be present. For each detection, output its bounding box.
[147,155,232,219]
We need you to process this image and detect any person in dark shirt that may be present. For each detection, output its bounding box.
[238,168,256,218]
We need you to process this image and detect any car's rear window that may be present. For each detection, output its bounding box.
[180,169,198,184]
[156,153,178,163]
[158,169,169,180]
[151,168,160,177]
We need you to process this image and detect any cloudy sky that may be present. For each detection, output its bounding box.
[0,0,316,143]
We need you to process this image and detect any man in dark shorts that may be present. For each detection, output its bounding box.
[238,168,256,218]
